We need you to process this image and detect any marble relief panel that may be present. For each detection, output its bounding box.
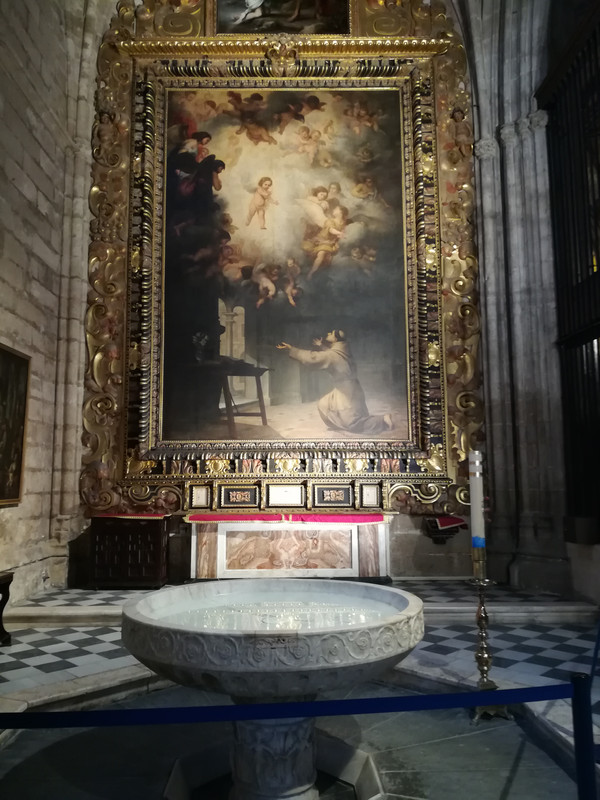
[217,523,359,577]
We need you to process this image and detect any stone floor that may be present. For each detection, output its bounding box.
[0,579,598,798]
[0,683,580,799]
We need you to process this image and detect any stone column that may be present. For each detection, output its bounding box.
[472,136,518,582]
[230,717,318,800]
[455,0,570,593]
[500,111,570,592]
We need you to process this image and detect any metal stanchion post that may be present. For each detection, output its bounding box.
[572,672,598,800]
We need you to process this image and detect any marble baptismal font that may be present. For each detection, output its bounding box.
[123,578,424,799]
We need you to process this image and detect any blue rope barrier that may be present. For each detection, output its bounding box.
[0,683,573,730]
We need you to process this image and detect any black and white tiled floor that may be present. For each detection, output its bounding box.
[0,627,136,695]
[13,580,559,607]
[2,622,597,694]
[16,589,144,607]
[417,622,597,685]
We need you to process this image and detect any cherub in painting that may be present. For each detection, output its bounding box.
[326,181,342,211]
[308,185,330,213]
[302,130,324,165]
[227,91,277,146]
[297,185,329,239]
[284,126,324,165]
[282,257,301,306]
[351,175,390,208]
[301,94,327,115]
[344,100,382,135]
[275,100,305,134]
[246,177,278,229]
[303,205,349,279]
[288,125,311,152]
[252,262,281,307]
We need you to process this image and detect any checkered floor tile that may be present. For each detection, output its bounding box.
[1,621,598,699]
[420,622,598,684]
[0,627,136,695]
[14,580,568,608]
[397,579,563,604]
[16,589,145,607]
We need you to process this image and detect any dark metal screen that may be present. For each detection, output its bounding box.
[542,19,600,536]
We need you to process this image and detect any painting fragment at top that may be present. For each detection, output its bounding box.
[217,0,350,35]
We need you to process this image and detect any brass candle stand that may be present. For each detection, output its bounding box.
[472,550,497,691]
[471,549,512,722]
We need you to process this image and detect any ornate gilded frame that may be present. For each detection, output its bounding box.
[82,0,481,517]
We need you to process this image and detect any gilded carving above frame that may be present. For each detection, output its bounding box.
[82,0,481,517]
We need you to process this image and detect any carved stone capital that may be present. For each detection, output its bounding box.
[474,137,499,161]
[231,718,318,800]
[529,109,549,130]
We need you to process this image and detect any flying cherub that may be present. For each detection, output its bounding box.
[246,176,278,229]
[252,262,281,307]
[226,91,276,146]
[275,100,305,134]
[301,95,327,116]
[282,257,301,306]
[344,101,384,135]
[297,185,330,238]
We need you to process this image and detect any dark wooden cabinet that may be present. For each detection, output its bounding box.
[91,517,168,588]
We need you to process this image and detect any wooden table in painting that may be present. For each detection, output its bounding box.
[200,359,268,438]
[0,571,14,646]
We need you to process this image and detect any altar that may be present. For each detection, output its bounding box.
[188,514,389,580]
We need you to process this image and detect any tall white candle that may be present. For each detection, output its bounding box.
[468,450,486,547]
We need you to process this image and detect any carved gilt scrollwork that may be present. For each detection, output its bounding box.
[358,0,456,38]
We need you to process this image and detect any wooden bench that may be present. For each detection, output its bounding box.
[0,571,13,646]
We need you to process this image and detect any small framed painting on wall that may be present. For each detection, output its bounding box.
[0,343,29,506]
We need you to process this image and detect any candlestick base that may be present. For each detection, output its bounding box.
[472,702,514,724]
[469,577,514,722]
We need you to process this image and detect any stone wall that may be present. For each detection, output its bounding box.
[388,515,472,579]
[0,1,109,602]
[0,0,71,601]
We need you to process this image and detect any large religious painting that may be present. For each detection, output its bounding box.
[216,0,350,34]
[0,343,29,507]
[82,0,482,517]
[162,87,408,446]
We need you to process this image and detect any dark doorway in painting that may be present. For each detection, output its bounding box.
[216,0,349,35]
[160,87,408,444]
